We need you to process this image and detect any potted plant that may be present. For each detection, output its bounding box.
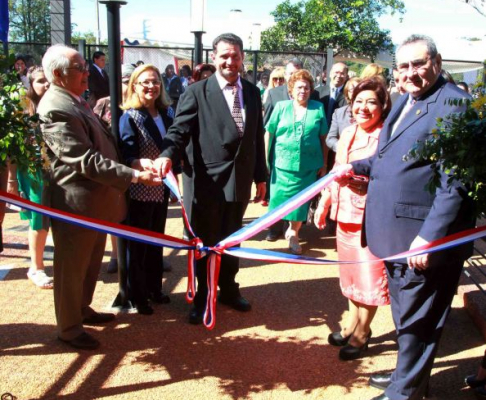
[0,53,44,176]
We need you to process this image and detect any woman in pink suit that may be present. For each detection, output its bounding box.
[314,78,391,361]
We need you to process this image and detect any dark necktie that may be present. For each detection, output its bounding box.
[79,97,95,114]
[228,83,244,137]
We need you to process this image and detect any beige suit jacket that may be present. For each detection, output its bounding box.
[38,84,133,223]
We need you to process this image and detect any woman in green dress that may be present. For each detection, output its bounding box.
[7,66,52,288]
[265,69,327,254]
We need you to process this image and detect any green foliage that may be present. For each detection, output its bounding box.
[261,0,405,58]
[407,84,486,216]
[71,30,108,46]
[8,0,50,43]
[0,54,44,175]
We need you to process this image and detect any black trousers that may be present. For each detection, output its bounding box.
[384,252,464,400]
[190,200,247,310]
[126,198,167,306]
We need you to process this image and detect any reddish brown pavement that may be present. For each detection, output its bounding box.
[0,201,484,400]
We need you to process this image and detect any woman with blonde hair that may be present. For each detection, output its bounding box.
[360,63,386,85]
[119,64,173,315]
[262,67,285,103]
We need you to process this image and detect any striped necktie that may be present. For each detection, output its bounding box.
[227,83,244,137]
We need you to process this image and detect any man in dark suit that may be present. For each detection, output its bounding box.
[39,45,158,350]
[156,33,267,324]
[88,51,110,108]
[334,35,474,400]
[163,64,184,111]
[317,62,348,172]
[262,58,320,241]
[317,61,348,123]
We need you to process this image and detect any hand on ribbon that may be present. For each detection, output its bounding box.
[132,158,157,173]
[154,157,172,178]
[408,235,430,270]
[138,171,162,186]
[331,163,354,183]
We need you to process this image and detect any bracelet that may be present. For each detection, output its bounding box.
[8,180,18,183]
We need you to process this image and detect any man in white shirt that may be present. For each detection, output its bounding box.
[88,51,110,107]
[155,33,267,325]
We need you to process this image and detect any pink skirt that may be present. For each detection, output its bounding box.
[337,222,390,306]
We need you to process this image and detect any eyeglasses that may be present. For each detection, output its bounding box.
[66,64,89,73]
[397,57,433,74]
[272,77,284,83]
[137,80,162,88]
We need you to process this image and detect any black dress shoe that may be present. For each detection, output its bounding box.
[369,373,392,390]
[265,231,281,242]
[150,291,171,304]
[136,302,154,315]
[58,332,100,350]
[107,258,118,273]
[82,312,115,325]
[218,295,252,312]
[189,307,204,325]
[339,331,372,361]
[466,374,486,388]
[328,331,351,347]
[370,394,390,400]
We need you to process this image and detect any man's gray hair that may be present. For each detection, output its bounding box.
[398,34,438,58]
[287,58,303,69]
[42,44,72,83]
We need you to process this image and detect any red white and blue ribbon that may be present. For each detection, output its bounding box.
[0,190,194,250]
[2,170,486,330]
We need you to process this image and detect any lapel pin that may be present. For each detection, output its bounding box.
[416,109,421,115]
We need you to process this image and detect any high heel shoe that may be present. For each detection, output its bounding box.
[339,330,372,361]
[466,374,486,388]
[328,331,351,347]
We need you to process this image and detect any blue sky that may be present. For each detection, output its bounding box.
[71,0,486,60]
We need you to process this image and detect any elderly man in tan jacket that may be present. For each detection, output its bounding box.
[38,44,158,350]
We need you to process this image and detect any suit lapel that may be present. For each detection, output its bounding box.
[142,110,165,151]
[379,95,408,151]
[160,109,173,131]
[130,109,165,152]
[207,75,240,140]
[241,79,254,137]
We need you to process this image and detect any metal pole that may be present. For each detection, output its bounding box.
[96,0,101,46]
[99,0,130,309]
[99,0,125,141]
[77,39,86,60]
[194,31,203,66]
[483,61,486,87]
[252,51,258,85]
[326,48,333,86]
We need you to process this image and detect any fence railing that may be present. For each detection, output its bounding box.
[4,41,485,86]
